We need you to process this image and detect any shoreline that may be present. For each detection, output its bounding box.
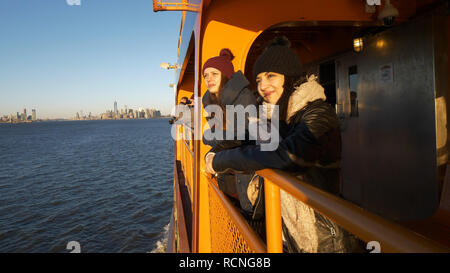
[0,117,171,124]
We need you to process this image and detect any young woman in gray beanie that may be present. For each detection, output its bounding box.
[205,37,363,253]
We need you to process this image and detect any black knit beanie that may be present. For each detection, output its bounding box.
[253,36,302,80]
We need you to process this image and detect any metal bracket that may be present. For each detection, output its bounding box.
[153,0,200,12]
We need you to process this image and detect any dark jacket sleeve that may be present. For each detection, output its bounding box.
[209,138,254,154]
[212,101,339,173]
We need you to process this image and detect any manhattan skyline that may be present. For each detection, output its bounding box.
[0,0,180,119]
[0,101,166,121]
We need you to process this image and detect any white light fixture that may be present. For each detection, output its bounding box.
[378,0,399,26]
[160,62,177,70]
[160,62,178,93]
[353,37,364,52]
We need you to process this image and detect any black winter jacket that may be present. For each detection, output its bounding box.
[210,86,367,252]
[210,75,365,253]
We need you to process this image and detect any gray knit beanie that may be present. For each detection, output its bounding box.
[253,36,302,80]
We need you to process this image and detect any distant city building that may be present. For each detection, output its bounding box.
[47,102,161,122]
[32,109,36,121]
[23,108,27,121]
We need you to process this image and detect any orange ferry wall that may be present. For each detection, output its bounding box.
[293,28,357,66]
[193,4,211,253]
[194,0,440,253]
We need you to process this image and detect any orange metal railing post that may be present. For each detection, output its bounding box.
[264,179,283,253]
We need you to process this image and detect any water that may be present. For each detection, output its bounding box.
[0,119,174,253]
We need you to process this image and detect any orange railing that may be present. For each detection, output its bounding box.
[264,178,282,252]
[259,169,450,253]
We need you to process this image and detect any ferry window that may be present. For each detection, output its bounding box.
[348,65,358,117]
[319,61,336,109]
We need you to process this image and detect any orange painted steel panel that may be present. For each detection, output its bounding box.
[264,179,283,253]
[194,1,213,253]
[174,160,191,252]
[172,0,446,254]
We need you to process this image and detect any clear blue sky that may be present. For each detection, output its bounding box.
[0,0,181,119]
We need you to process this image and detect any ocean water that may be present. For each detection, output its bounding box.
[0,119,174,253]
